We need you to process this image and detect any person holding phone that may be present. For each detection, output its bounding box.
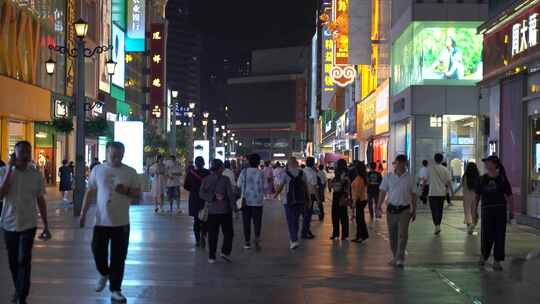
[0,141,50,304]
[79,141,141,303]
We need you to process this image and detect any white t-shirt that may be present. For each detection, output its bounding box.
[379,171,415,206]
[428,164,451,196]
[164,160,182,187]
[0,166,46,232]
[88,163,140,227]
[418,166,429,184]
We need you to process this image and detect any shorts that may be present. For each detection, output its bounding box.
[166,186,180,198]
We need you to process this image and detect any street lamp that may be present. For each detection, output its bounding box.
[189,102,196,110]
[221,125,226,130]
[203,111,209,119]
[212,119,217,125]
[46,18,114,216]
[171,90,179,98]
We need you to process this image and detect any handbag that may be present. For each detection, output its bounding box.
[236,169,247,210]
[198,203,208,222]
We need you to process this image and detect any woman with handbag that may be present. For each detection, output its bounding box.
[237,153,265,250]
[330,159,351,241]
[199,159,237,264]
[183,157,210,248]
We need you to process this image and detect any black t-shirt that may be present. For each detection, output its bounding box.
[366,171,383,194]
[475,174,512,208]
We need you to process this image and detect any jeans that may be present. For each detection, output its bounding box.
[331,192,349,238]
[193,216,207,244]
[302,195,316,236]
[242,206,263,243]
[387,209,411,262]
[367,192,379,219]
[420,185,429,205]
[429,196,445,226]
[284,204,303,242]
[481,206,507,261]
[355,200,369,240]
[91,225,130,292]
[4,228,37,301]
[207,213,234,259]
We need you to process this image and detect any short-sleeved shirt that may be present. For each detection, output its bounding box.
[418,166,429,184]
[475,174,512,208]
[428,164,451,196]
[238,168,264,206]
[0,166,46,232]
[87,163,140,227]
[366,171,383,195]
[164,161,182,187]
[379,171,415,207]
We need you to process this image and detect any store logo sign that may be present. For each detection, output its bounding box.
[511,13,538,57]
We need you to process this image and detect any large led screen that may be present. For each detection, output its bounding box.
[194,140,210,169]
[391,22,483,95]
[114,121,144,173]
[112,23,125,88]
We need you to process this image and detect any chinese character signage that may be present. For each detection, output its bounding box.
[126,0,145,52]
[111,23,126,88]
[150,23,166,118]
[330,0,356,88]
[320,2,336,110]
[483,3,540,79]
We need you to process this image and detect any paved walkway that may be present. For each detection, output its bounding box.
[1,199,540,304]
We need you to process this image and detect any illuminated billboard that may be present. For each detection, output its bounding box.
[391,21,483,95]
[112,23,125,88]
[375,80,389,135]
[99,0,112,93]
[194,140,210,169]
[126,0,145,51]
[356,94,376,140]
[114,121,144,173]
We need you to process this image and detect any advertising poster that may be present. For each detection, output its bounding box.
[114,121,144,173]
[111,23,125,88]
[391,21,483,95]
[215,147,225,162]
[374,80,389,135]
[356,94,376,140]
[99,0,112,93]
[194,140,210,169]
[126,0,145,51]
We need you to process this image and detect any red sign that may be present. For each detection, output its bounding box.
[150,23,166,118]
[483,2,540,79]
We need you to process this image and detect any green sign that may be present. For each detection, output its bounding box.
[34,123,55,148]
[116,100,131,116]
[111,85,125,102]
[112,0,126,30]
[391,21,483,95]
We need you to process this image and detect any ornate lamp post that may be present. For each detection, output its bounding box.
[46,18,116,216]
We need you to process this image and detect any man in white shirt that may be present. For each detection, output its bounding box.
[418,160,429,205]
[428,153,453,235]
[79,142,141,304]
[301,157,318,239]
[377,154,416,268]
[0,141,49,304]
[165,155,182,214]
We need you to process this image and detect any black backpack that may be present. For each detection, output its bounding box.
[286,170,307,205]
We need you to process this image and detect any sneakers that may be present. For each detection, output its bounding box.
[493,261,504,271]
[395,260,405,268]
[111,291,127,303]
[243,243,252,250]
[329,236,339,241]
[434,225,441,235]
[208,258,216,264]
[289,241,299,250]
[220,253,232,262]
[95,275,108,292]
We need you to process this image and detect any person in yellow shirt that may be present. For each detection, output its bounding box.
[351,162,369,243]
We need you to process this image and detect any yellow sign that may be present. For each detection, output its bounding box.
[152,32,162,40]
[152,54,161,64]
[152,78,161,87]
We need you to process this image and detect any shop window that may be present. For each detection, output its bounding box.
[529,117,540,193]
[8,121,26,155]
[528,72,540,96]
[442,115,478,189]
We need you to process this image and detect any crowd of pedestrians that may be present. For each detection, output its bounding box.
[1,139,539,303]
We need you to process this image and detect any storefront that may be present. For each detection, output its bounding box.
[356,92,375,163]
[390,20,487,182]
[373,80,390,172]
[479,1,540,224]
[34,123,57,185]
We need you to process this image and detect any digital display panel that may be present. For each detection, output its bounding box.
[126,0,145,51]
[194,140,210,169]
[112,23,125,88]
[114,121,144,173]
[391,21,483,95]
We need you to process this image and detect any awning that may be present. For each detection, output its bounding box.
[0,75,51,121]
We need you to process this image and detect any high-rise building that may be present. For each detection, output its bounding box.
[166,0,202,105]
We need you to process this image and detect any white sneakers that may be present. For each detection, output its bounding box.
[290,241,299,250]
[208,258,216,264]
[220,253,232,262]
[95,275,108,292]
[111,291,127,303]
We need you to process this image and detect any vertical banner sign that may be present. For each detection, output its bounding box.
[330,0,356,87]
[320,2,335,110]
[150,23,166,118]
[111,24,125,88]
[99,0,112,93]
[66,0,75,96]
[126,0,145,51]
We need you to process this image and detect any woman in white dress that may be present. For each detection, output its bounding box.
[150,156,166,212]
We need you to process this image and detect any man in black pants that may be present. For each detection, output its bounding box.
[428,153,453,235]
[80,142,141,303]
[366,162,382,222]
[0,141,50,304]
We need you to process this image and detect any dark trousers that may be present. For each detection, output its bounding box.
[481,206,507,261]
[242,206,263,243]
[284,204,303,242]
[367,192,379,219]
[318,188,325,220]
[420,185,429,205]
[193,216,207,244]
[91,225,130,292]
[4,228,36,301]
[207,213,234,259]
[355,200,369,240]
[331,193,349,238]
[429,196,445,226]
[302,195,316,236]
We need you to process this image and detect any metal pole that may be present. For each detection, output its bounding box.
[73,38,86,216]
[169,102,176,155]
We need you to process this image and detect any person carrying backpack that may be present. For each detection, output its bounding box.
[274,157,309,250]
[330,159,351,241]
